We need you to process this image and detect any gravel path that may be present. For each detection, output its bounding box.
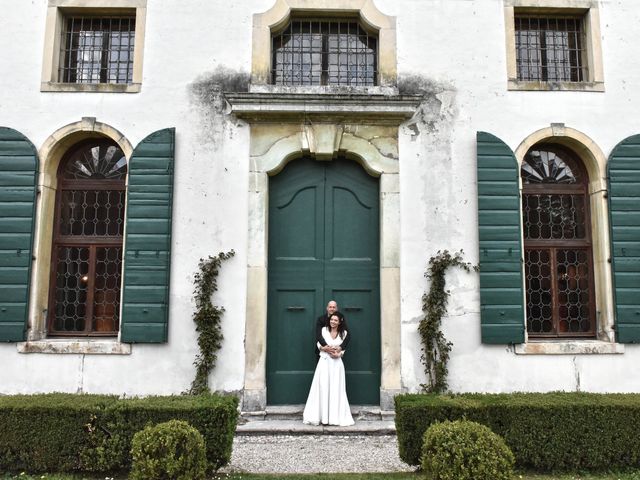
[220,435,417,474]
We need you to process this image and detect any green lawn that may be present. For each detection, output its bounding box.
[4,472,640,480]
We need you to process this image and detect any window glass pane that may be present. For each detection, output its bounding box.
[52,246,90,333]
[92,247,122,333]
[523,194,587,240]
[515,15,584,82]
[272,19,377,86]
[557,249,592,333]
[521,149,581,184]
[59,189,126,237]
[525,249,554,334]
[60,16,135,84]
[63,143,127,180]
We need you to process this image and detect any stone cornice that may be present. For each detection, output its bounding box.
[225,92,422,124]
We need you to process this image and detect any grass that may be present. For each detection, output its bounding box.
[4,472,640,480]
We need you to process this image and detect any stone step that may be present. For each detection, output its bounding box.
[241,405,395,422]
[237,405,396,436]
[236,419,396,436]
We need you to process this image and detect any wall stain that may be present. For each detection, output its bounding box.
[190,66,249,111]
[188,66,250,145]
[398,74,453,96]
[399,73,471,302]
[76,354,85,394]
[399,74,457,136]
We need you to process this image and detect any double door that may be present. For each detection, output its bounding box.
[266,157,380,404]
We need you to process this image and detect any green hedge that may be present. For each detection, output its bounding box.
[396,392,640,471]
[0,393,238,474]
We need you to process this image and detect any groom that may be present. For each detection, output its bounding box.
[316,300,350,355]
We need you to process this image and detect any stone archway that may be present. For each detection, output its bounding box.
[27,118,133,341]
[515,125,614,343]
[240,120,408,411]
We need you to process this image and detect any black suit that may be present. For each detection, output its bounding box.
[315,314,351,351]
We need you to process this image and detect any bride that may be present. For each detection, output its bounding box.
[303,311,355,426]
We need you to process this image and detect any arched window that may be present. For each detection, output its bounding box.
[48,139,127,336]
[521,145,596,337]
[271,18,378,86]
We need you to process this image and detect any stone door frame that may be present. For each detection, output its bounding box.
[241,121,402,411]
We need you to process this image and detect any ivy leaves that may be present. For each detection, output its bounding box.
[420,250,477,393]
[188,250,235,395]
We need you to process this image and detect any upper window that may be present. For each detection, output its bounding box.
[521,145,596,338]
[515,15,585,82]
[271,18,378,86]
[59,15,135,84]
[41,0,147,93]
[48,140,127,337]
[504,1,604,91]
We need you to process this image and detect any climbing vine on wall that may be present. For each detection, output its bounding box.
[420,250,477,393]
[188,250,235,395]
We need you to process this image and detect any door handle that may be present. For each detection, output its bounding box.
[344,306,362,311]
[287,306,306,311]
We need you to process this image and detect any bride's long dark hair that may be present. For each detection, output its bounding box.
[327,311,348,339]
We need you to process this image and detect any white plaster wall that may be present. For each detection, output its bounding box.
[392,0,640,393]
[1,0,640,397]
[0,0,264,395]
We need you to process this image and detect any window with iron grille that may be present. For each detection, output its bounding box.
[521,145,596,338]
[515,15,586,82]
[48,140,127,337]
[271,19,377,86]
[59,16,135,84]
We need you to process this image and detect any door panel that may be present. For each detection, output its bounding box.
[267,157,380,405]
[267,158,324,404]
[268,289,319,402]
[270,187,319,260]
[331,288,379,404]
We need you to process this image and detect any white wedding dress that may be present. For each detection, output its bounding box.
[302,327,355,426]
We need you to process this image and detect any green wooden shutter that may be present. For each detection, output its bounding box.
[477,132,525,344]
[0,128,38,342]
[608,134,640,343]
[121,128,175,343]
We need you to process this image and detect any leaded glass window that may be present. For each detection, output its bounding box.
[49,140,127,336]
[271,19,377,86]
[521,145,595,337]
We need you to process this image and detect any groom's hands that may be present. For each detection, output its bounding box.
[321,345,343,358]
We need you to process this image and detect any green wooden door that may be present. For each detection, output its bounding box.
[267,157,380,405]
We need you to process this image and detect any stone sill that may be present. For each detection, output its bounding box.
[41,82,141,93]
[515,341,624,355]
[17,339,131,355]
[225,92,422,124]
[249,84,398,96]
[508,80,604,92]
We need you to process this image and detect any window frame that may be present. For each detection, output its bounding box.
[41,0,147,93]
[47,139,127,337]
[511,126,621,355]
[250,0,397,90]
[59,15,137,85]
[270,17,379,87]
[504,0,604,92]
[521,145,597,339]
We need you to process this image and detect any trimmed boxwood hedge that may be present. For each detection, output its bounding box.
[396,392,640,471]
[0,393,237,474]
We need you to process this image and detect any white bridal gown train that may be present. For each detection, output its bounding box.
[302,327,355,426]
